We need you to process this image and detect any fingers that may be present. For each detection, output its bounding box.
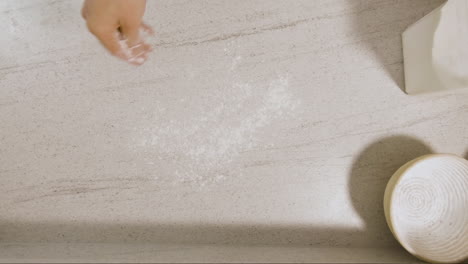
[87,23,128,60]
[126,42,153,66]
[87,21,152,65]
[82,0,153,66]
[119,21,141,47]
[141,22,155,36]
[119,21,153,65]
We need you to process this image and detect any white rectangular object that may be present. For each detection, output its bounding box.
[403,0,468,94]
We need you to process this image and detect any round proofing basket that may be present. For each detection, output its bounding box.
[384,154,468,263]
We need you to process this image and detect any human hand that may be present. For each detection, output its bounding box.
[82,0,154,65]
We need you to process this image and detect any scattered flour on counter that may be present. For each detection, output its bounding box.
[134,76,299,186]
[230,56,242,71]
[134,76,299,187]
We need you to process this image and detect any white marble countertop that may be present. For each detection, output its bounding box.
[0,0,464,251]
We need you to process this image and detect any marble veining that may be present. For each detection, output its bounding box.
[0,0,465,262]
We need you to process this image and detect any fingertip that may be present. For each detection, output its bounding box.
[81,0,89,19]
[143,42,153,52]
[127,54,147,66]
[141,22,155,36]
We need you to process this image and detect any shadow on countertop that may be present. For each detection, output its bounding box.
[0,136,432,254]
[350,0,445,92]
[348,135,433,244]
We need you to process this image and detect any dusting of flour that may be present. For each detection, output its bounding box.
[134,75,299,187]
